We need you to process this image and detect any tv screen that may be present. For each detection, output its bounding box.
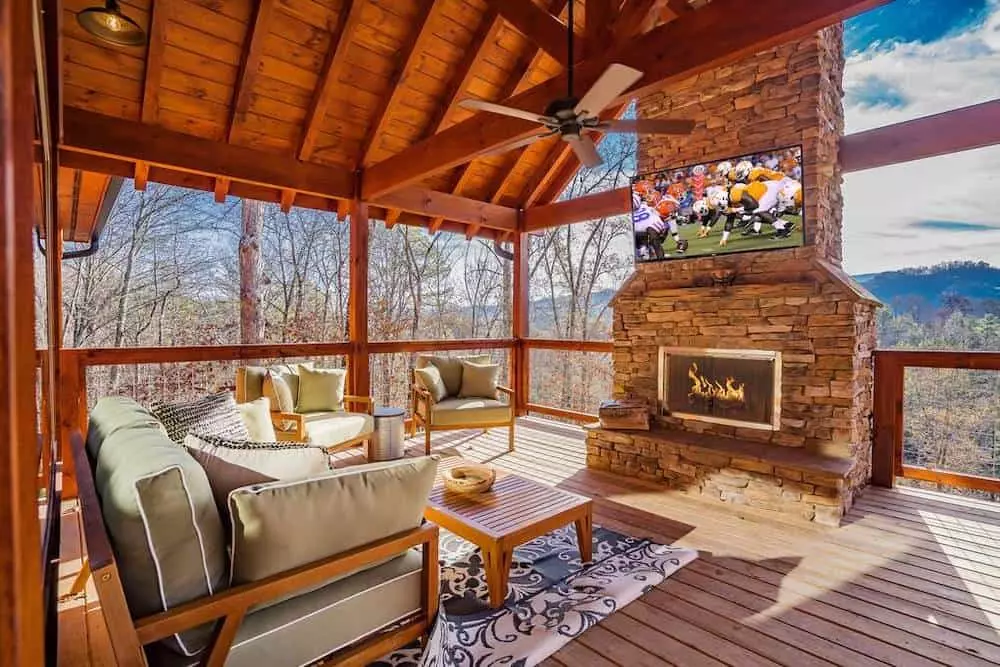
[631,145,804,262]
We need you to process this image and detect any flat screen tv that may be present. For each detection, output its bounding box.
[631,145,804,262]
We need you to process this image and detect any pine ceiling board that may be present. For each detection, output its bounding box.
[253,74,315,108]
[158,90,229,127]
[309,134,363,167]
[270,7,338,54]
[159,67,232,106]
[276,0,346,30]
[184,0,254,23]
[238,112,303,143]
[343,41,401,80]
[258,56,320,92]
[167,22,244,66]
[170,0,249,45]
[156,107,226,141]
[324,98,381,132]
[64,85,141,119]
[162,45,239,87]
[63,37,145,81]
[63,63,144,103]
[247,94,310,126]
[262,33,329,73]
[339,58,392,97]
[233,127,300,154]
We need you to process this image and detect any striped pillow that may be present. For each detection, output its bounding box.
[151,391,250,443]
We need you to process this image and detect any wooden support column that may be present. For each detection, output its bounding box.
[348,200,370,397]
[0,0,46,661]
[511,218,530,415]
[871,351,903,488]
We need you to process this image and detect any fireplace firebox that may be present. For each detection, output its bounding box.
[658,347,781,430]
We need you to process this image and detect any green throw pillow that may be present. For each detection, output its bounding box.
[414,366,448,402]
[295,366,346,413]
[458,361,501,399]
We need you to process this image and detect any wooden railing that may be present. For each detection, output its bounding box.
[522,338,615,423]
[873,349,1000,494]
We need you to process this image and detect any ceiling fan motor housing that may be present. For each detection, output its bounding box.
[544,97,584,138]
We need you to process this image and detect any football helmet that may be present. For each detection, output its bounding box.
[676,239,689,252]
[734,160,753,182]
[692,199,710,217]
[714,161,733,178]
[692,164,707,176]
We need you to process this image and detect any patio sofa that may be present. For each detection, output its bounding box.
[235,363,374,453]
[76,396,439,667]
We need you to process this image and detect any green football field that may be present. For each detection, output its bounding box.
[656,214,804,258]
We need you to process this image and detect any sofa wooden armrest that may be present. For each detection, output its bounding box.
[270,410,306,442]
[71,430,440,667]
[344,394,374,415]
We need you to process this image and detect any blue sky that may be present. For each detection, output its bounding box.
[841,0,1000,273]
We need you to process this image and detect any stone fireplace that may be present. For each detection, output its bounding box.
[584,27,882,526]
[659,347,781,431]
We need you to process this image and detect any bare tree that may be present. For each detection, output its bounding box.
[239,199,265,344]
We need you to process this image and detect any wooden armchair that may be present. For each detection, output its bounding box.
[411,373,515,456]
[71,431,439,667]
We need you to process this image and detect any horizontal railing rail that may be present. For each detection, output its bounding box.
[873,349,1000,494]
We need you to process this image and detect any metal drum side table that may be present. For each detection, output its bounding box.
[369,406,407,461]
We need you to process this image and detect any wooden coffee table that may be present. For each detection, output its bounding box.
[424,468,593,608]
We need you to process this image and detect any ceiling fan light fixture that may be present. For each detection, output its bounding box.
[77,0,146,47]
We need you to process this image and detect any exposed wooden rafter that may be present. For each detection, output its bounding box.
[139,0,169,124]
[361,0,889,199]
[279,189,295,213]
[374,186,517,233]
[133,161,149,191]
[214,177,230,203]
[227,0,276,143]
[584,0,615,53]
[298,0,364,162]
[524,186,630,230]
[488,0,583,67]
[358,0,437,168]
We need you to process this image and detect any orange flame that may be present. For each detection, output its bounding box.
[687,362,746,404]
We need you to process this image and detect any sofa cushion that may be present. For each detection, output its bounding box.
[301,411,373,447]
[458,361,500,399]
[87,397,227,657]
[228,457,438,586]
[237,397,278,442]
[184,433,330,481]
[416,354,491,397]
[151,391,249,443]
[295,366,346,413]
[414,365,447,403]
[143,551,426,667]
[428,397,511,426]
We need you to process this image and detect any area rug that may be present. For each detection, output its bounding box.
[372,525,698,667]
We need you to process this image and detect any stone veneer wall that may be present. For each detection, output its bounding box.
[586,27,880,525]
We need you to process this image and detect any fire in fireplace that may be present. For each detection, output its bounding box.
[658,347,781,430]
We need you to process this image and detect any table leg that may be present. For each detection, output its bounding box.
[575,512,593,562]
[482,542,512,608]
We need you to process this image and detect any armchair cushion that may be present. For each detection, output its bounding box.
[228,457,438,586]
[263,371,297,415]
[300,411,373,447]
[295,366,346,413]
[414,365,447,402]
[423,397,512,427]
[458,361,500,399]
[416,354,491,397]
[237,396,278,442]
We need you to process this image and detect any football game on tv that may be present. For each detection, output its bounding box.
[631,145,804,262]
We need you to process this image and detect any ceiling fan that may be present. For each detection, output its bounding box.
[459,2,694,168]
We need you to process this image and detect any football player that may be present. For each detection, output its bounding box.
[733,160,785,184]
[693,186,728,238]
[632,192,688,258]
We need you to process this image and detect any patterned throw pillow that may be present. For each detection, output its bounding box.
[151,391,250,443]
[183,433,331,479]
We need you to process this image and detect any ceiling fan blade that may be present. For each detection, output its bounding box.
[597,118,696,135]
[574,63,643,118]
[567,135,603,168]
[482,131,555,157]
[459,98,556,125]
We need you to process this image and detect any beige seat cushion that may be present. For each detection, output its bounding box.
[415,354,491,397]
[301,411,374,446]
[427,397,511,427]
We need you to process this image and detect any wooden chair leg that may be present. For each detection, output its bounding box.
[424,424,432,455]
[508,422,515,452]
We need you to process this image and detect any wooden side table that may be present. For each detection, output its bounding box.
[424,469,593,608]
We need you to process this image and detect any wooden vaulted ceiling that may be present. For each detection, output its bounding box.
[55,0,885,239]
[56,0,705,238]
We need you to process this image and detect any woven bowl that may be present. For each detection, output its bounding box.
[442,464,496,495]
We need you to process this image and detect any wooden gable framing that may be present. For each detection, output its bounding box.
[56,0,886,237]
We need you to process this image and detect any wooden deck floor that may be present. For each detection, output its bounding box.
[59,417,1000,666]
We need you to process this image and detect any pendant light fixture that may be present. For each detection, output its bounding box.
[77,0,146,47]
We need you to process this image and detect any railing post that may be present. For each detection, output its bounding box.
[872,351,904,488]
[348,199,370,397]
[512,224,529,415]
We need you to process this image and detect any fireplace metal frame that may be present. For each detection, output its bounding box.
[657,346,782,431]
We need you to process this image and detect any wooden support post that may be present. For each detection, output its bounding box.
[0,0,46,661]
[511,222,530,415]
[213,177,230,203]
[134,160,149,191]
[871,351,903,488]
[348,201,370,398]
[336,199,350,222]
[279,189,295,214]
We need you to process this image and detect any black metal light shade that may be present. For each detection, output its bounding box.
[77,1,146,47]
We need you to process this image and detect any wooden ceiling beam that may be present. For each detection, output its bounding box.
[134,161,149,191]
[524,186,630,230]
[488,0,583,67]
[336,199,350,221]
[358,0,437,168]
[228,0,277,143]
[139,0,170,123]
[279,189,295,213]
[385,208,401,229]
[214,177,230,203]
[374,186,517,233]
[298,0,364,162]
[585,0,615,52]
[62,108,355,200]
[361,0,889,199]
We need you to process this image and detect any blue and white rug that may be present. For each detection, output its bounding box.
[373,525,698,667]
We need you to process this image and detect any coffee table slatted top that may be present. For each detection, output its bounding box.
[426,471,590,541]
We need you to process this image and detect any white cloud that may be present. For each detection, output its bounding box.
[842,3,1000,274]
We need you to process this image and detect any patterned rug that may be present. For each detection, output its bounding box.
[372,525,698,667]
